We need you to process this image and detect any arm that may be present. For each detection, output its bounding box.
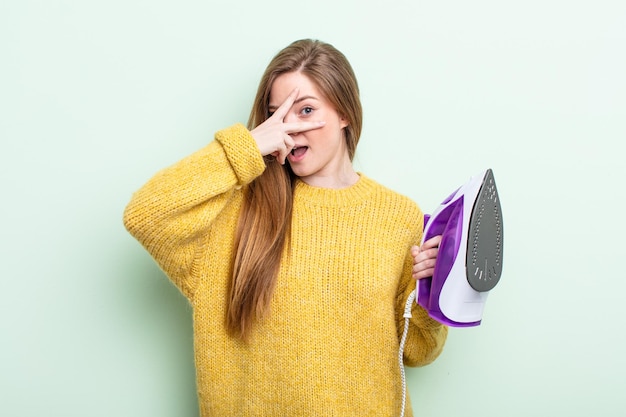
[396,234,448,367]
[123,124,265,297]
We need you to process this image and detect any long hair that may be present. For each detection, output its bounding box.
[227,39,363,341]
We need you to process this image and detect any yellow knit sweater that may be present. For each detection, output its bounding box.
[123,124,448,416]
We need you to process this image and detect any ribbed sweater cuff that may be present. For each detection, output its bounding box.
[412,303,446,330]
[215,123,265,185]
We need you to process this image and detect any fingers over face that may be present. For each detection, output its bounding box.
[272,134,295,165]
[269,87,328,135]
[284,120,326,135]
[271,88,299,120]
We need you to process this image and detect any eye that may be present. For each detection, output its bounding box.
[300,106,314,116]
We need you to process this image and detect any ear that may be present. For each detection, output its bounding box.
[339,114,349,129]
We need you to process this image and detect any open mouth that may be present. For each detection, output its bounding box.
[290,146,308,157]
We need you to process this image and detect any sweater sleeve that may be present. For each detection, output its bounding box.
[123,124,265,298]
[396,214,449,367]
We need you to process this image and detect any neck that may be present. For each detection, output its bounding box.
[299,166,359,189]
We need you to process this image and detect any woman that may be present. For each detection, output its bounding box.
[124,38,447,416]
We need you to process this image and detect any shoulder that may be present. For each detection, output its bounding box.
[359,174,424,229]
[361,174,421,213]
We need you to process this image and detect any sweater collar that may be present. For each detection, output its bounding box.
[293,173,377,207]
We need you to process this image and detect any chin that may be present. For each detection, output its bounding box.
[288,164,314,179]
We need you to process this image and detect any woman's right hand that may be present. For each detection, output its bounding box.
[250,88,326,165]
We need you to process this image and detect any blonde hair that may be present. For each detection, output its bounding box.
[227,39,363,340]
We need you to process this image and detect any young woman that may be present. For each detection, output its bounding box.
[124,38,447,416]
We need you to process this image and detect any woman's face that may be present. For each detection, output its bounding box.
[268,71,353,187]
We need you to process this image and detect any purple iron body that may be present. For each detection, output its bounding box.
[417,169,503,327]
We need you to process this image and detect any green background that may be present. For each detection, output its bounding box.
[2,1,624,416]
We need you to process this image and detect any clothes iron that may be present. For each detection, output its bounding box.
[398,169,504,417]
[417,168,503,327]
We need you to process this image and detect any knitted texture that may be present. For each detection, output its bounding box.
[124,123,448,416]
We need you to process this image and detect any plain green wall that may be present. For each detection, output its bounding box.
[2,0,625,416]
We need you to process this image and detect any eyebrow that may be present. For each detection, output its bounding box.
[268,95,319,112]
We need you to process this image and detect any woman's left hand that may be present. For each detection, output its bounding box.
[411,235,442,280]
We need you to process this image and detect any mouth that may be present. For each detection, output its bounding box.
[290,146,308,157]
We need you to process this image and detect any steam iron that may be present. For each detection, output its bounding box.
[398,169,504,417]
[417,169,503,327]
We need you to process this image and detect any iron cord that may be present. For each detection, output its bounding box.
[398,288,417,417]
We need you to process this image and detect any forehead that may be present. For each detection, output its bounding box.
[269,72,322,106]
